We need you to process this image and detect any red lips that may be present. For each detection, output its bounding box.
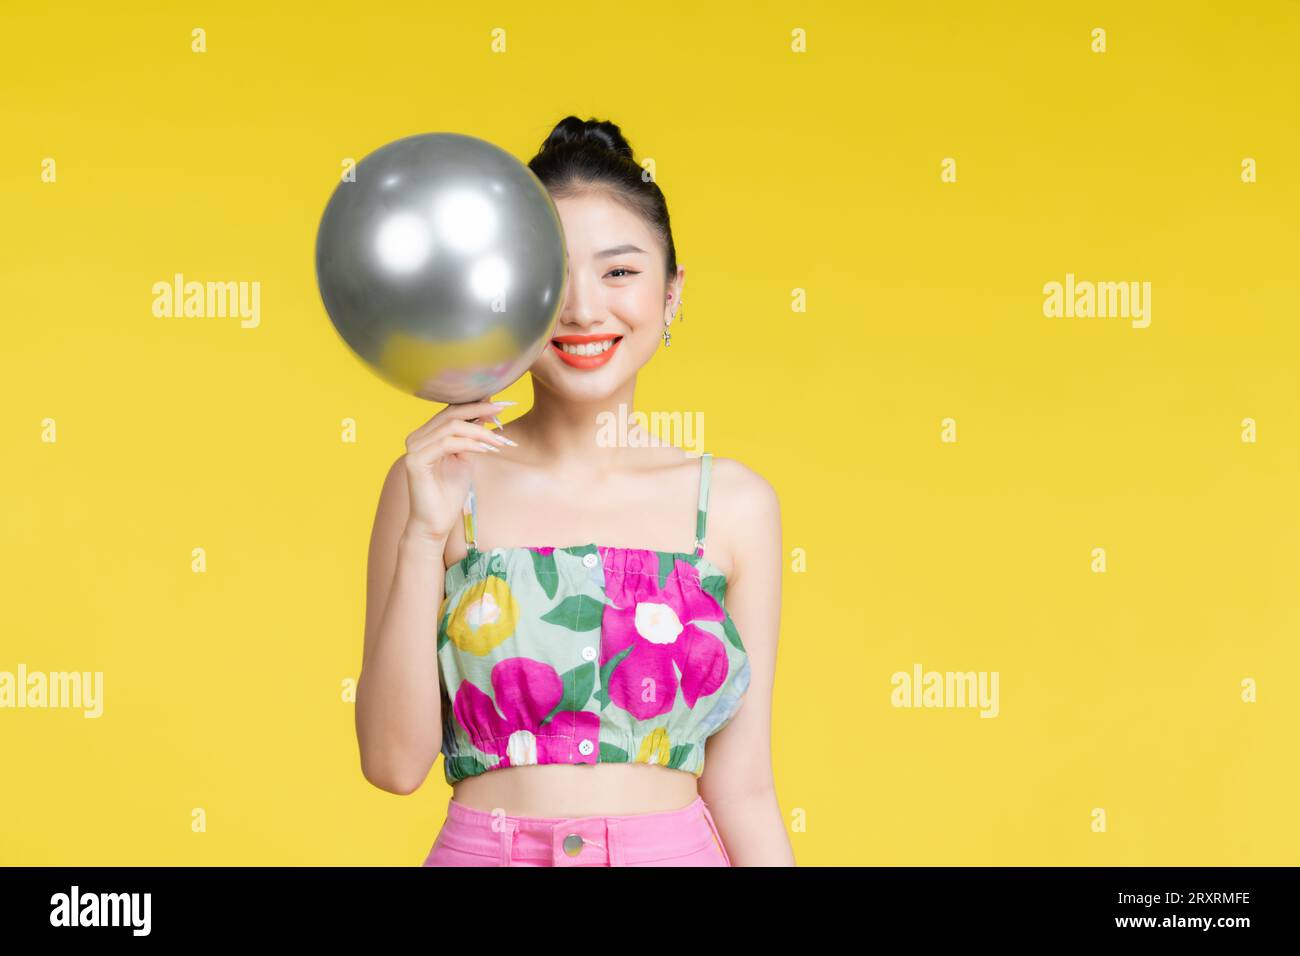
[550,333,623,370]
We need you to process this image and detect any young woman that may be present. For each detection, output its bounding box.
[356,116,792,866]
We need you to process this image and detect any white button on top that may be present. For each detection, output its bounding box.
[582,552,599,568]
[578,738,594,756]
[581,646,598,662]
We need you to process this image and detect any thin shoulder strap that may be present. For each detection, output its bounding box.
[462,481,478,551]
[694,452,712,558]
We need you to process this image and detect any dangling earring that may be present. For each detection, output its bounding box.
[663,299,683,347]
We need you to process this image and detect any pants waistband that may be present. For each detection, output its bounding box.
[436,794,726,866]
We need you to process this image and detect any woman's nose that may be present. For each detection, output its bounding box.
[560,270,600,323]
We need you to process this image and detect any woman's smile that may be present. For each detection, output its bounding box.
[549,333,624,369]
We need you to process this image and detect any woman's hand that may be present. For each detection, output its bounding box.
[401,398,516,542]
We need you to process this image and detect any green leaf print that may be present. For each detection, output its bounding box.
[667,743,694,770]
[599,743,629,762]
[699,574,727,604]
[445,755,488,781]
[437,601,451,651]
[721,614,745,651]
[593,643,634,710]
[698,574,742,647]
[529,548,560,600]
[657,551,676,590]
[542,662,596,724]
[598,644,633,687]
[540,594,606,631]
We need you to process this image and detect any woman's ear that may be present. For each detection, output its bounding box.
[665,266,686,321]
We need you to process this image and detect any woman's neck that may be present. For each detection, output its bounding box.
[506,379,658,475]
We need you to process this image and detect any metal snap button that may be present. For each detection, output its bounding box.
[581,646,598,662]
[582,552,598,568]
[578,738,594,756]
[563,833,584,856]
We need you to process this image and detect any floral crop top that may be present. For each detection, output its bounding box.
[435,452,751,785]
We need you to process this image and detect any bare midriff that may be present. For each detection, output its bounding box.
[450,762,701,818]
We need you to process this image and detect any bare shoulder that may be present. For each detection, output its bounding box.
[374,453,413,532]
[701,455,780,580]
[363,455,411,654]
[708,455,777,508]
[369,455,413,567]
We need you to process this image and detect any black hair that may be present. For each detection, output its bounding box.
[527,116,677,283]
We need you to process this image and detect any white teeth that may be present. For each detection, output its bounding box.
[557,338,617,356]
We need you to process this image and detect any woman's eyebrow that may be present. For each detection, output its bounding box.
[595,244,648,258]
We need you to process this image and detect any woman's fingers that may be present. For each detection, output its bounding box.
[406,418,515,456]
[404,431,502,464]
[404,399,514,449]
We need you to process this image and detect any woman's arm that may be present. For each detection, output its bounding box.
[698,459,795,865]
[354,455,446,794]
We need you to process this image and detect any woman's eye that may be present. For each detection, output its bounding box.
[607,268,639,279]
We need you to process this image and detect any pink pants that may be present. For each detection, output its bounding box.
[421,794,732,867]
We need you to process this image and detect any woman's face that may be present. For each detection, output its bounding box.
[529,190,683,399]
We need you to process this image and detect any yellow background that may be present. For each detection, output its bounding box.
[2,0,1297,866]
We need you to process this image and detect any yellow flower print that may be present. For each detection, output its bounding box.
[635,727,673,767]
[446,575,520,655]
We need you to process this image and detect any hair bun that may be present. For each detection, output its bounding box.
[527,114,676,281]
[538,115,634,162]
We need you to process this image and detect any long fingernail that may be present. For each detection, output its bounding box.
[477,442,501,453]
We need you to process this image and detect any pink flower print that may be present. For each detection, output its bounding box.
[598,548,729,720]
[452,657,599,769]
[529,547,556,556]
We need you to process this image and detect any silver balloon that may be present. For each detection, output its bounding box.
[315,132,567,402]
